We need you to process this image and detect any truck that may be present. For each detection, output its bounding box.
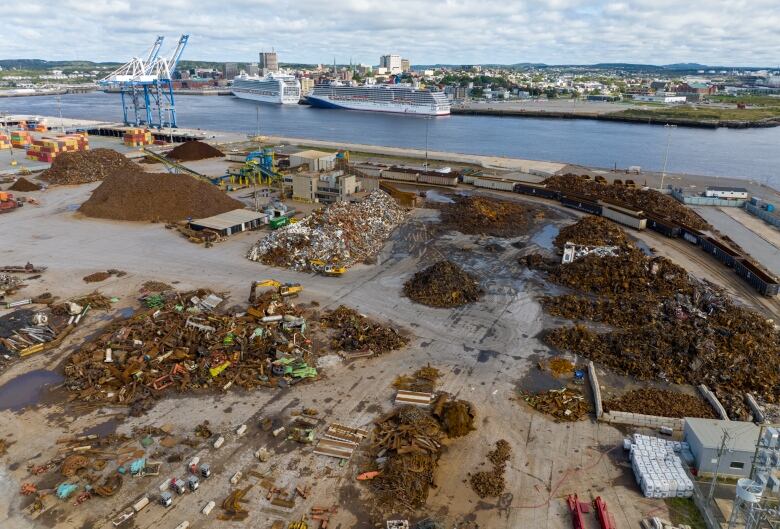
[159,492,173,507]
[170,478,187,495]
[0,192,23,214]
[199,463,211,478]
[186,475,199,491]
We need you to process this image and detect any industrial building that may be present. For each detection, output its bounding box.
[222,63,238,80]
[188,209,266,237]
[705,186,749,200]
[259,51,278,75]
[291,170,360,204]
[683,418,761,478]
[289,150,337,172]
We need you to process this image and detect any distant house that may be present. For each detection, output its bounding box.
[704,186,749,200]
[650,80,668,91]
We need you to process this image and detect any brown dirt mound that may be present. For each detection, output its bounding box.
[543,174,708,229]
[554,215,632,248]
[604,388,717,419]
[78,171,244,222]
[167,141,223,162]
[437,195,541,237]
[8,177,41,192]
[403,260,483,307]
[39,149,141,185]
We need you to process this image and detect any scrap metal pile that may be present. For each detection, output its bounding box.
[247,191,406,271]
[604,388,717,419]
[543,174,708,229]
[527,218,780,419]
[403,260,484,308]
[319,305,408,356]
[63,289,321,414]
[522,388,590,421]
[436,195,542,237]
[79,170,244,222]
[554,215,631,249]
[39,148,141,185]
[9,177,41,192]
[167,140,223,162]
[469,439,511,498]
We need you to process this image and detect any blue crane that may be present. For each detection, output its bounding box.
[100,35,189,129]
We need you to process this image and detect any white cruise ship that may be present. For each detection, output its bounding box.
[231,73,301,104]
[306,83,450,116]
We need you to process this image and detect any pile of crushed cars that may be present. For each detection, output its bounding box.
[525,217,780,419]
[247,191,407,271]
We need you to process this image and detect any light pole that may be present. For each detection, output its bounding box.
[659,123,676,192]
[56,95,64,133]
[424,116,430,170]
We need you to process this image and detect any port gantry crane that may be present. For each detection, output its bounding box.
[99,35,189,129]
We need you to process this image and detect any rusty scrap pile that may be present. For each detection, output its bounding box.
[320,305,408,355]
[247,190,406,271]
[83,269,126,283]
[604,388,717,419]
[432,393,476,438]
[403,260,484,308]
[543,174,708,229]
[437,195,541,237]
[522,388,589,421]
[39,148,141,185]
[167,140,223,162]
[540,295,657,328]
[9,177,41,192]
[393,365,441,393]
[470,440,511,498]
[554,215,631,248]
[63,289,320,413]
[548,357,575,377]
[79,170,244,222]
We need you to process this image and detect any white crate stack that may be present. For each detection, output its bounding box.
[629,434,694,499]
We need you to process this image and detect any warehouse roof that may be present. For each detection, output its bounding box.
[707,186,748,192]
[190,209,265,231]
[685,418,760,452]
[291,150,335,160]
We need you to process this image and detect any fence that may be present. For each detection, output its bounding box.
[671,189,746,207]
[745,202,780,228]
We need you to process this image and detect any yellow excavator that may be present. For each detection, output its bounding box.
[309,259,346,277]
[248,279,303,303]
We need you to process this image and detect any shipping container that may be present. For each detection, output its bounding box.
[699,236,740,267]
[560,194,602,215]
[269,216,289,230]
[473,177,515,191]
[512,182,561,200]
[733,259,780,297]
[417,173,458,187]
[601,205,647,230]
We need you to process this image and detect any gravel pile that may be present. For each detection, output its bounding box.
[167,141,223,162]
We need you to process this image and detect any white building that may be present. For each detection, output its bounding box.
[380,54,402,75]
[704,186,749,200]
[632,94,687,104]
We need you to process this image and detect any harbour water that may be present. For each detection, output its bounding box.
[2,92,779,187]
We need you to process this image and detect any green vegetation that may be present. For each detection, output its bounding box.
[664,498,706,529]
[708,94,780,106]
[617,105,780,122]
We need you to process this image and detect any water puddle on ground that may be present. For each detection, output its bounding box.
[633,238,653,256]
[530,224,559,250]
[83,418,121,437]
[424,190,455,203]
[0,369,64,412]
[118,307,135,318]
[516,366,567,393]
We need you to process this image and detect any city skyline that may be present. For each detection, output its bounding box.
[1,0,779,66]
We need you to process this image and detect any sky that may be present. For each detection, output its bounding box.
[1,0,778,66]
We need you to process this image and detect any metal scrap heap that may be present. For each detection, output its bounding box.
[319,305,408,355]
[403,260,484,308]
[63,289,319,414]
[469,439,512,498]
[553,215,632,248]
[522,387,590,421]
[247,190,407,271]
[604,388,717,419]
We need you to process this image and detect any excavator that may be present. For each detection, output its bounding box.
[309,259,346,277]
[248,279,303,303]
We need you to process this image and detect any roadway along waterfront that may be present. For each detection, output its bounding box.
[1,91,779,187]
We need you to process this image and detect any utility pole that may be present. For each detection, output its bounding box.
[708,429,731,506]
[424,116,430,170]
[56,94,64,133]
[659,123,676,192]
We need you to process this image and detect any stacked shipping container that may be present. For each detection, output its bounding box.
[0,134,10,150]
[10,131,32,148]
[123,128,154,147]
[26,132,89,163]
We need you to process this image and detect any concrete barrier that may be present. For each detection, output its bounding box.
[601,410,684,431]
[698,384,730,420]
[745,393,766,424]
[588,361,603,418]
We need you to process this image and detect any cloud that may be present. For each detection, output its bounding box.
[0,0,777,65]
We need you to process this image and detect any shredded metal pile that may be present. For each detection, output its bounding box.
[393,365,441,393]
[554,215,632,248]
[436,195,540,237]
[432,393,476,438]
[543,174,708,229]
[39,148,141,185]
[247,191,406,270]
[403,260,484,307]
[167,140,223,162]
[8,177,41,192]
[604,388,717,419]
[319,306,408,355]
[470,440,511,498]
[522,387,590,421]
[79,171,244,222]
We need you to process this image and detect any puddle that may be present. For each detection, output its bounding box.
[516,367,567,393]
[425,190,455,204]
[0,369,64,412]
[118,307,135,319]
[633,238,653,256]
[66,204,80,211]
[530,224,559,250]
[83,418,120,437]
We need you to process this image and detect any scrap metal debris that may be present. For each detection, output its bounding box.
[522,387,589,421]
[393,366,442,393]
[83,269,126,283]
[435,195,541,237]
[403,260,484,308]
[554,215,632,249]
[247,190,407,271]
[39,148,141,185]
[320,306,408,356]
[604,388,717,419]
[469,440,511,498]
[167,140,223,162]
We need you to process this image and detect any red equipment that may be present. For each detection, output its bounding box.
[594,496,617,529]
[567,494,589,529]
